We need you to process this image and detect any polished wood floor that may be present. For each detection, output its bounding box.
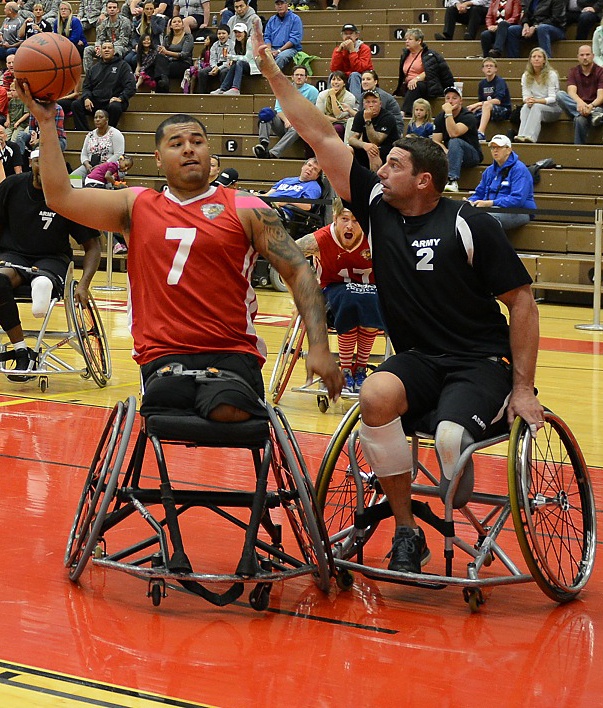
[0,270,602,707]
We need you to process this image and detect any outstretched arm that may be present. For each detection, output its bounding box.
[238,198,343,400]
[252,23,354,202]
[15,83,136,237]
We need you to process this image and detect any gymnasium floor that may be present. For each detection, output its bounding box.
[0,271,601,707]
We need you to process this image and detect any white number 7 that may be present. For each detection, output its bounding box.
[165,227,196,285]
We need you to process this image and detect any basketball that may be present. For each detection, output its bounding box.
[13,34,81,103]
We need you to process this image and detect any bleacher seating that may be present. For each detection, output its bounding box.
[64,0,603,303]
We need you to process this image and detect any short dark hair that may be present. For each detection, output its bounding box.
[292,65,308,76]
[391,136,449,193]
[155,114,207,146]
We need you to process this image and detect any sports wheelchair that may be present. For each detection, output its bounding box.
[315,403,596,611]
[268,308,391,412]
[0,261,111,391]
[64,368,333,611]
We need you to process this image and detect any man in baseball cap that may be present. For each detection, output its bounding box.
[348,87,400,171]
[263,0,303,69]
[466,134,536,233]
[213,167,239,188]
[330,22,373,101]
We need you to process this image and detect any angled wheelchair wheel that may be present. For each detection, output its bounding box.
[65,396,137,582]
[268,406,332,592]
[508,411,597,603]
[69,279,112,388]
[268,313,306,404]
[315,403,381,560]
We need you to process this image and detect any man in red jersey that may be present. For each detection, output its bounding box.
[296,197,384,394]
[18,88,343,421]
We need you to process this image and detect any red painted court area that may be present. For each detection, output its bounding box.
[0,398,602,707]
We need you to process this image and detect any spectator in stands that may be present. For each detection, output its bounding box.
[467,134,535,233]
[296,197,384,393]
[406,97,434,137]
[83,0,132,73]
[556,44,603,144]
[208,153,221,182]
[70,109,125,179]
[2,55,15,90]
[6,83,29,142]
[218,0,258,26]
[330,23,373,102]
[133,34,158,89]
[54,2,87,57]
[227,0,257,35]
[480,0,521,58]
[189,24,233,93]
[0,3,23,61]
[0,81,8,126]
[57,76,82,117]
[393,27,454,119]
[17,102,66,158]
[316,70,357,141]
[595,17,603,66]
[506,0,566,59]
[72,42,137,130]
[361,70,404,134]
[263,157,322,218]
[78,0,103,32]
[84,154,133,187]
[154,15,193,92]
[466,58,512,140]
[263,0,303,70]
[23,0,58,24]
[516,47,562,143]
[209,23,258,96]
[124,0,166,70]
[213,166,239,188]
[18,1,53,38]
[181,32,213,92]
[0,125,22,175]
[253,65,318,158]
[566,0,602,42]
[348,89,400,172]
[172,0,208,35]
[435,0,490,41]
[433,85,483,192]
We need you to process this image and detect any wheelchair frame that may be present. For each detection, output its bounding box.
[0,262,112,391]
[65,385,334,612]
[268,309,391,412]
[315,403,597,611]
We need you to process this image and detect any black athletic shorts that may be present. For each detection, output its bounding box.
[376,350,513,441]
[0,252,68,297]
[139,351,267,419]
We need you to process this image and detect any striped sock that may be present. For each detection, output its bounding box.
[356,327,379,368]
[337,328,358,369]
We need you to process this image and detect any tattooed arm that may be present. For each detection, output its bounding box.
[238,196,343,400]
[295,232,320,257]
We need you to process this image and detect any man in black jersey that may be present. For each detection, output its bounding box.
[0,150,101,380]
[254,28,544,575]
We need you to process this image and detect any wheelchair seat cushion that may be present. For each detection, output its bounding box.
[145,415,270,448]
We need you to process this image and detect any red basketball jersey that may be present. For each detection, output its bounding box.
[127,186,266,366]
[314,223,375,288]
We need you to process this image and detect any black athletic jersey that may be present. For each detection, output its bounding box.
[0,172,99,260]
[0,141,23,176]
[350,108,400,168]
[347,160,532,357]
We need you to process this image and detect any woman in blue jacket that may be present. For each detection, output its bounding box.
[54,2,87,56]
[467,134,536,233]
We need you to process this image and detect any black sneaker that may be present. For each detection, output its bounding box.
[387,526,431,573]
[253,143,269,159]
[7,347,36,382]
[435,33,451,41]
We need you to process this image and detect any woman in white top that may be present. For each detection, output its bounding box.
[316,71,357,141]
[516,47,562,143]
[70,109,125,179]
[593,18,603,67]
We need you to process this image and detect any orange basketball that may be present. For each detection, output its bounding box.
[13,34,81,103]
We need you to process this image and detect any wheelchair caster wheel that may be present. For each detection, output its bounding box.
[249,583,271,611]
[148,580,166,607]
[80,369,91,380]
[39,376,48,393]
[463,588,485,613]
[93,543,104,559]
[317,395,329,413]
[336,569,354,591]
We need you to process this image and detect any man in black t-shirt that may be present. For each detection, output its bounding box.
[0,124,22,176]
[0,150,101,380]
[348,89,399,172]
[432,85,482,193]
[255,34,544,575]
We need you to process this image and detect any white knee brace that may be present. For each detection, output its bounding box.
[31,276,53,318]
[359,418,413,478]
